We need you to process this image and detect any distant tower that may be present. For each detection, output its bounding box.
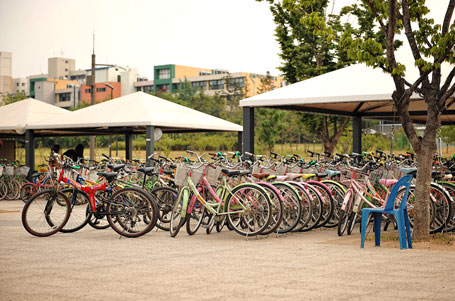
[0,51,12,96]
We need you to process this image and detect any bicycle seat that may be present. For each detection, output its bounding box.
[286,173,302,180]
[137,167,156,176]
[221,169,241,177]
[316,172,328,178]
[163,170,174,176]
[302,173,316,179]
[107,164,125,172]
[379,179,398,187]
[400,168,417,176]
[97,172,118,182]
[252,173,269,179]
[327,170,341,178]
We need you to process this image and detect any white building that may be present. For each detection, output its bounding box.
[0,51,12,96]
[12,78,29,96]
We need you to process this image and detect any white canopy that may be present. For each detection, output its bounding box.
[240,63,455,124]
[29,92,242,133]
[0,98,70,134]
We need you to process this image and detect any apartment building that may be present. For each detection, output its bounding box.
[0,51,12,96]
[48,57,75,80]
[12,78,29,96]
[135,64,283,98]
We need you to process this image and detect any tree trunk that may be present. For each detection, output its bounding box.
[413,148,432,239]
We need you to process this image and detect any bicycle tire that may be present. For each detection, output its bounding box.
[347,211,358,235]
[300,183,323,232]
[150,186,178,231]
[6,179,20,200]
[185,193,206,235]
[0,179,7,200]
[21,189,71,237]
[321,180,346,228]
[225,183,272,237]
[169,187,189,237]
[288,182,313,232]
[273,182,302,234]
[337,189,353,236]
[258,183,284,235]
[59,188,91,233]
[107,187,158,238]
[20,183,38,203]
[306,181,334,228]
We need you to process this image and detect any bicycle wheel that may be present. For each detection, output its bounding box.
[107,187,158,238]
[438,182,455,231]
[186,193,206,235]
[20,183,38,203]
[59,188,91,233]
[169,187,189,237]
[337,189,353,236]
[87,190,110,230]
[258,183,283,235]
[288,183,312,232]
[347,211,359,235]
[300,184,323,232]
[6,179,20,200]
[0,179,7,200]
[273,182,302,234]
[321,181,346,228]
[429,184,452,233]
[307,181,335,228]
[21,189,71,237]
[226,183,272,236]
[150,186,178,231]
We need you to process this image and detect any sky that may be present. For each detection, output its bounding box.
[0,0,284,79]
[0,0,449,79]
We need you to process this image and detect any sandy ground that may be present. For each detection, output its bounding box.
[1,200,455,300]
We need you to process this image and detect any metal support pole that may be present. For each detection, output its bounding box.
[125,134,132,160]
[242,107,254,154]
[146,126,155,166]
[25,130,35,169]
[352,116,362,153]
[237,131,243,153]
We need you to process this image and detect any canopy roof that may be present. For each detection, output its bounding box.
[0,98,71,135]
[240,63,455,124]
[28,92,242,135]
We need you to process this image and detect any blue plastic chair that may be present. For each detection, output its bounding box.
[360,174,413,250]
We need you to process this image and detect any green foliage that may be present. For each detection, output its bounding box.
[257,108,284,151]
[1,92,28,105]
[441,126,455,144]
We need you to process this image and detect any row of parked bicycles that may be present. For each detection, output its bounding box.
[7,148,455,238]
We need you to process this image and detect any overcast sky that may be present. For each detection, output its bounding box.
[0,0,449,79]
[0,0,284,78]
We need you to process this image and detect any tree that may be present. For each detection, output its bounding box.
[258,0,351,153]
[341,0,455,239]
[1,92,28,105]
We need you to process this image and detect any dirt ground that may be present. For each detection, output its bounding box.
[1,200,455,300]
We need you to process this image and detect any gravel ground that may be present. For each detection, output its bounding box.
[1,200,455,300]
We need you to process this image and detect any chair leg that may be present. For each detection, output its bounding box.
[360,211,369,248]
[404,209,413,249]
[395,211,407,250]
[373,213,382,247]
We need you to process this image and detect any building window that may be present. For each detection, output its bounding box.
[16,82,19,86]
[143,85,154,93]
[199,71,210,76]
[227,77,245,90]
[85,89,92,93]
[157,84,170,93]
[209,79,225,90]
[65,68,68,72]
[65,60,68,64]
[21,83,25,86]
[192,81,207,91]
[59,93,71,102]
[96,87,106,92]
[158,69,171,79]
[22,90,25,93]
[117,75,121,82]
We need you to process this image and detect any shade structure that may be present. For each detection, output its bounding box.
[239,62,455,154]
[0,98,71,135]
[29,91,242,134]
[240,63,455,124]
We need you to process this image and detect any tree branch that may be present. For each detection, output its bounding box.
[402,1,424,75]
[365,0,388,37]
[330,117,349,141]
[442,0,455,37]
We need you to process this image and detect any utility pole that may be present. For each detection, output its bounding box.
[90,33,96,161]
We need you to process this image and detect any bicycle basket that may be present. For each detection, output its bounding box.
[261,167,276,175]
[15,166,30,177]
[174,165,190,187]
[252,165,262,174]
[191,167,204,185]
[368,168,384,184]
[4,166,15,176]
[287,166,302,174]
[207,165,222,185]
